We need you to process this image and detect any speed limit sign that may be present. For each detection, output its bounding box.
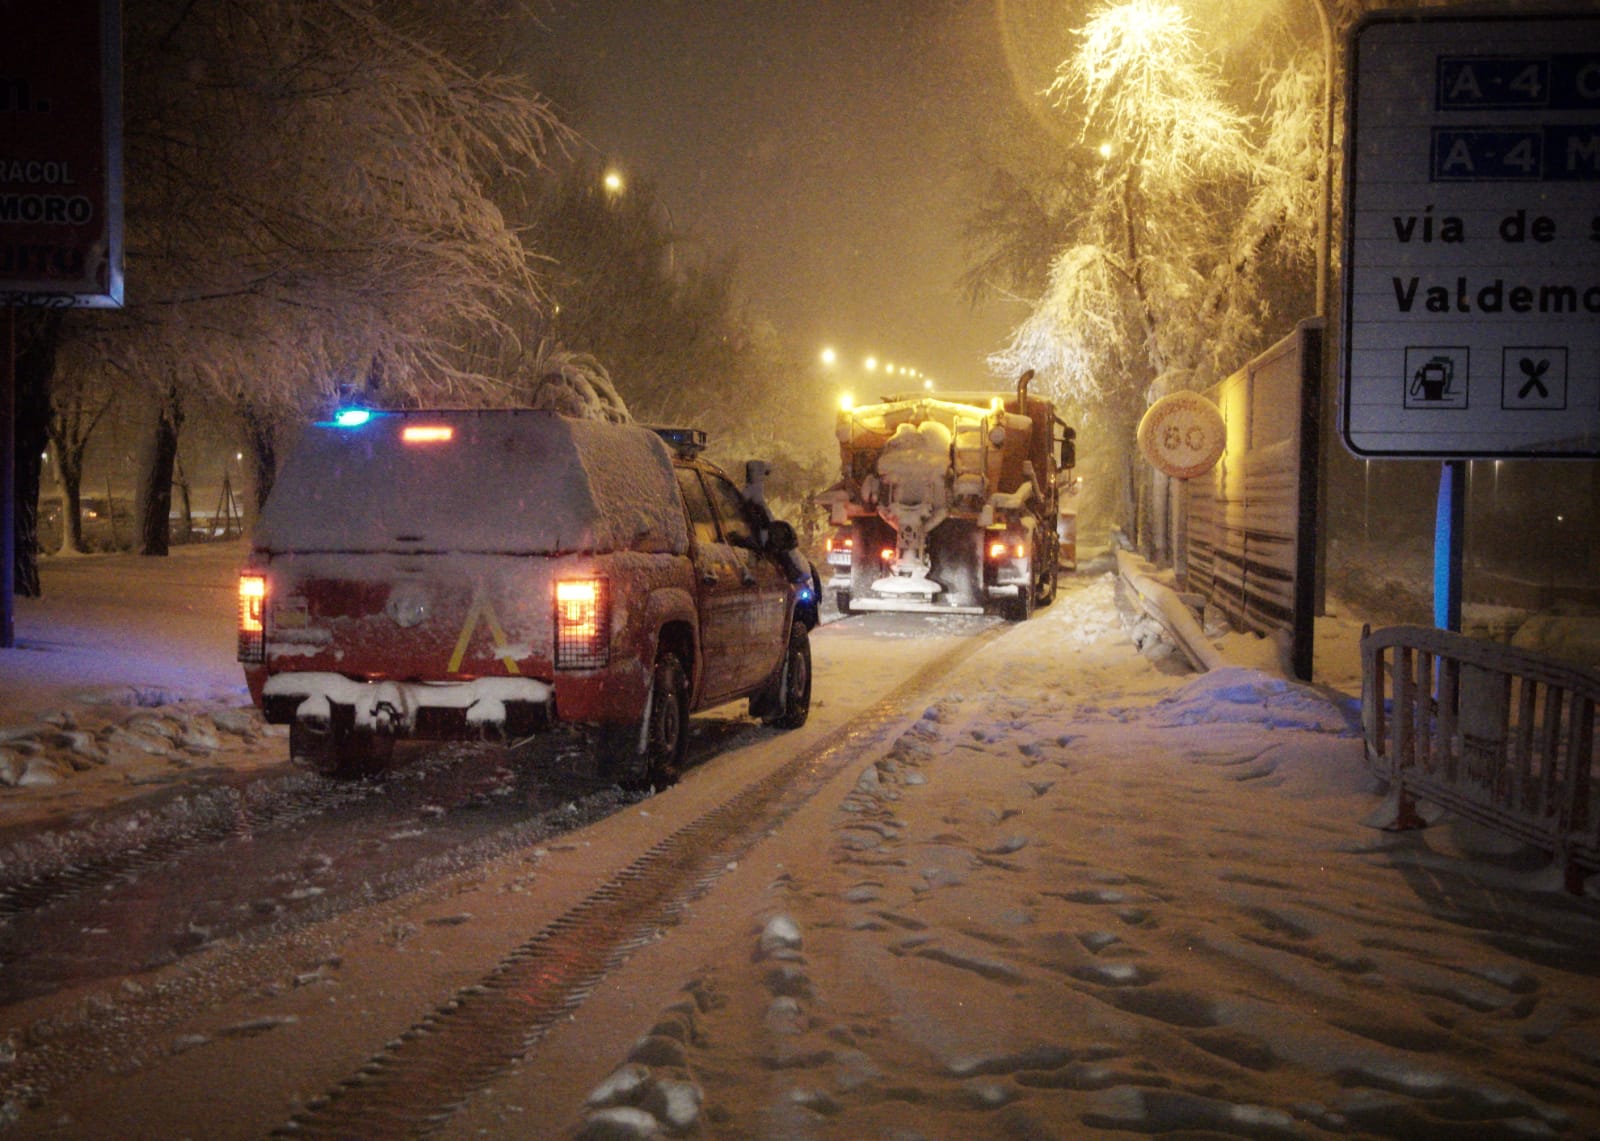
[1137,392,1227,479]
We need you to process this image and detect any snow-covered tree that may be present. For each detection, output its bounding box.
[11,0,575,569]
[985,0,1325,544]
[45,351,117,556]
[526,159,831,492]
[512,341,632,424]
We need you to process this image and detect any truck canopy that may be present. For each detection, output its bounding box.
[252,409,689,556]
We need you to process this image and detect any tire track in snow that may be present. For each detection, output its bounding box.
[274,621,1006,1139]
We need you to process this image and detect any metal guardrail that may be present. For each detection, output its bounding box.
[1361,624,1599,892]
[1116,549,1226,674]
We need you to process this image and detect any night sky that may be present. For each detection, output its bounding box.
[534,0,1082,390]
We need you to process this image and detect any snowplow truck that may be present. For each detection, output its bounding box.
[823,370,1075,620]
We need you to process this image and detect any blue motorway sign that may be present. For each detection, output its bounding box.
[1342,12,1600,457]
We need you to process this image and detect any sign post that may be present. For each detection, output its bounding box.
[0,0,123,646]
[1342,11,1599,629]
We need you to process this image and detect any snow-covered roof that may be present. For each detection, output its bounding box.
[252,410,688,555]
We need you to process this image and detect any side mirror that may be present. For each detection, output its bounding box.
[765,519,798,553]
[1059,427,1077,471]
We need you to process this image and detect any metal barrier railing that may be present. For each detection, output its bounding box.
[1362,624,1598,892]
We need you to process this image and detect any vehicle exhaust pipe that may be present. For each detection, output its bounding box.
[1017,368,1034,408]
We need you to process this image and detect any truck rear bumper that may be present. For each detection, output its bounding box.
[261,672,555,739]
[848,597,987,615]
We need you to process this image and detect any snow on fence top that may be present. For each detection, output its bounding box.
[252,410,689,556]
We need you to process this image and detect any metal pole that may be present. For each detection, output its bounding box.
[1311,0,1334,319]
[1434,460,1465,632]
[2,306,14,647]
[1309,0,1337,619]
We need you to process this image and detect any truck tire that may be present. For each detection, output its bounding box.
[599,651,689,790]
[291,717,393,779]
[835,590,851,614]
[1001,582,1035,622]
[759,622,812,730]
[1037,558,1058,608]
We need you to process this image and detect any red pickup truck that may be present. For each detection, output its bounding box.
[238,409,817,786]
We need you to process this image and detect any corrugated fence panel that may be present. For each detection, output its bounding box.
[1182,320,1321,679]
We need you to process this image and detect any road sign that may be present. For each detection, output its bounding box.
[1341,11,1599,458]
[1137,391,1226,479]
[0,0,123,306]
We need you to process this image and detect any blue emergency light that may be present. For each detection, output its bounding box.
[333,407,372,428]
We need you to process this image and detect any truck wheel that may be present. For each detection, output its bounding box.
[600,652,689,790]
[835,590,851,614]
[1001,583,1035,623]
[291,718,392,779]
[761,622,812,730]
[1037,560,1058,608]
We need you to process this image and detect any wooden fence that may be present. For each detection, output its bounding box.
[1362,623,1599,891]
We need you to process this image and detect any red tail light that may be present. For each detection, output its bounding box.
[238,574,266,663]
[555,578,610,669]
[987,539,1025,560]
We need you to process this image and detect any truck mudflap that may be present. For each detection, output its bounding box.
[262,672,555,739]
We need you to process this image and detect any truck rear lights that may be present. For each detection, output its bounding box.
[555,578,610,669]
[238,574,267,663]
[401,424,454,444]
[825,535,853,554]
[987,539,1025,560]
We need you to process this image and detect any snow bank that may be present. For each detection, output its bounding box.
[562,579,1598,1139]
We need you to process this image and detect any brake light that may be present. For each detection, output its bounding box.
[555,578,610,669]
[401,424,453,444]
[826,536,854,554]
[987,540,1025,560]
[238,574,266,663]
[879,547,896,563]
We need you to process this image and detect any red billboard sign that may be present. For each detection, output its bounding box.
[0,0,123,306]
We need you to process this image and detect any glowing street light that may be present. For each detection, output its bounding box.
[864,356,879,372]
[602,169,625,196]
[820,346,838,367]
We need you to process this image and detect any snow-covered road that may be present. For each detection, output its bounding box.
[3,550,1597,1140]
[463,576,1600,1141]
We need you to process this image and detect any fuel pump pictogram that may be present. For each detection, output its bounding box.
[1402,347,1470,410]
[1411,356,1454,402]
